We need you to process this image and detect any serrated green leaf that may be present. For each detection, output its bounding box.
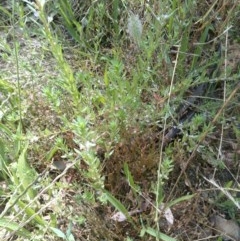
[17,143,37,198]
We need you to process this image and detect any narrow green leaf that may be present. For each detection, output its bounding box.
[0,217,31,238]
[46,145,59,161]
[167,194,195,208]
[50,227,66,239]
[66,221,73,238]
[123,162,140,196]
[14,123,23,157]
[0,140,6,161]
[103,190,131,221]
[104,69,109,86]
[143,227,177,241]
[191,25,211,71]
[58,0,82,43]
[68,233,75,241]
[177,23,191,77]
[0,140,10,180]
[18,200,46,226]
[0,123,13,137]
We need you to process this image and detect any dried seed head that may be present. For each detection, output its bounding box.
[127,13,143,47]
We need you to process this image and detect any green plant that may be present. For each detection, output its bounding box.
[0,0,239,240]
[50,222,75,241]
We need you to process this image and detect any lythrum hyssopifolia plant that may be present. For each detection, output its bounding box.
[1,0,239,240]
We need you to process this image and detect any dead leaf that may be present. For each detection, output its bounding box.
[110,209,142,222]
[210,215,240,241]
[159,204,174,227]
